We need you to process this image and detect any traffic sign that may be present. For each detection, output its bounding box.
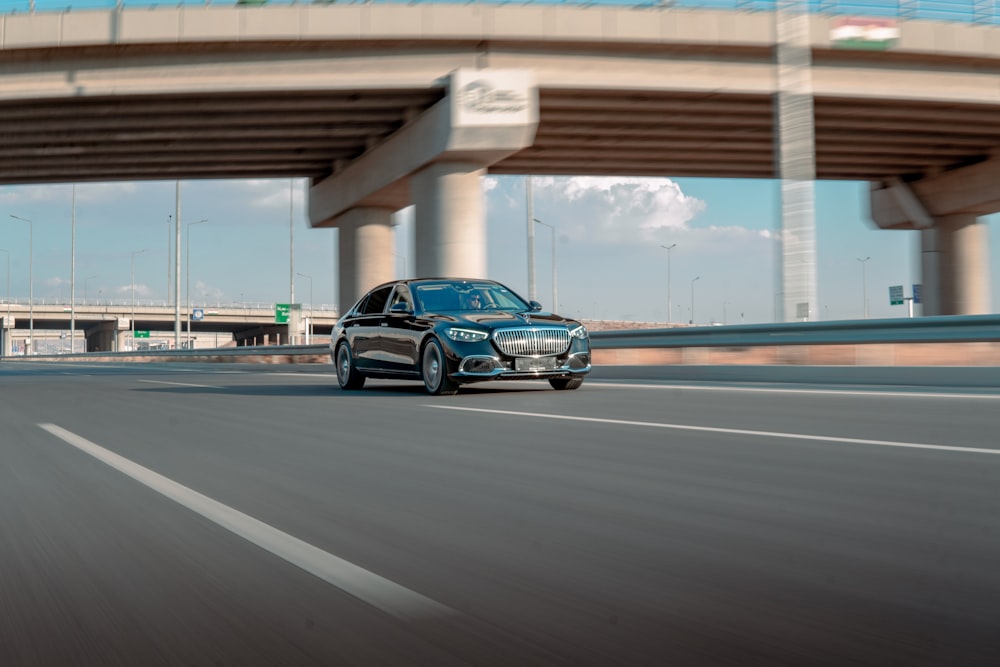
[134,330,150,339]
[912,284,922,305]
[889,285,904,306]
[192,308,204,321]
[275,304,290,324]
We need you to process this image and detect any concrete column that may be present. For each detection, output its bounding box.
[0,320,10,357]
[411,163,486,279]
[923,214,990,315]
[338,207,395,311]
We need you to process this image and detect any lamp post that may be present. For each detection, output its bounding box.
[10,215,33,354]
[661,243,676,323]
[166,214,173,305]
[533,218,557,309]
[856,256,870,319]
[297,272,313,344]
[0,248,8,357]
[84,275,99,302]
[186,219,208,348]
[289,178,296,345]
[690,276,700,325]
[130,248,148,350]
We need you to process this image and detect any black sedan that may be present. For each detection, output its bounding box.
[331,278,591,395]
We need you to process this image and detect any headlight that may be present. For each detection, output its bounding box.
[569,325,588,339]
[446,328,489,343]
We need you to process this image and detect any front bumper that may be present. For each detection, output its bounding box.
[452,351,591,381]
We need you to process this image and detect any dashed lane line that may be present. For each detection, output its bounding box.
[38,423,454,621]
[427,405,1000,456]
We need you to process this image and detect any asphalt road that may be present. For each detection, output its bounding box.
[1,361,999,666]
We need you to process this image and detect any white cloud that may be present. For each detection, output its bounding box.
[530,176,706,244]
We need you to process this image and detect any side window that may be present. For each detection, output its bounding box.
[358,286,393,315]
[389,285,412,311]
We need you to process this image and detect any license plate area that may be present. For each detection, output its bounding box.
[515,356,557,372]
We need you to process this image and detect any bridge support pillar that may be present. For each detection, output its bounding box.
[337,207,395,310]
[920,214,990,316]
[412,163,486,280]
[86,320,127,352]
[1,316,12,357]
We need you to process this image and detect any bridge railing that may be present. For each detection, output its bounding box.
[1,0,996,26]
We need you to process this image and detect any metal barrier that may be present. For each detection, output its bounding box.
[588,314,1000,349]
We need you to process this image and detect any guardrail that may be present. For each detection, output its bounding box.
[4,314,1000,365]
[587,314,1000,348]
[2,0,998,26]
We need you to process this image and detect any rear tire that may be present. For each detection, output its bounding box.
[422,339,458,396]
[549,377,584,391]
[335,342,365,390]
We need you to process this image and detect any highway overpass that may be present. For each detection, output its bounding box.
[0,302,339,354]
[0,3,997,315]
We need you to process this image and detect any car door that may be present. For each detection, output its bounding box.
[378,285,420,374]
[346,285,392,370]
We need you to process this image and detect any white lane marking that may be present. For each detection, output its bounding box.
[138,379,221,389]
[269,372,339,379]
[589,381,1000,401]
[38,423,452,620]
[427,405,1000,456]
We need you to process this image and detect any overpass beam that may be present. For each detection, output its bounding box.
[412,163,486,279]
[337,207,396,310]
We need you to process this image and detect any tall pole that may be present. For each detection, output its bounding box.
[289,178,296,345]
[84,274,98,302]
[857,256,870,319]
[10,215,32,354]
[174,182,181,349]
[186,219,208,347]
[661,243,676,323]
[70,184,76,353]
[533,218,556,310]
[0,249,8,358]
[167,214,173,305]
[297,272,313,344]
[526,176,536,301]
[691,276,700,325]
[131,248,148,350]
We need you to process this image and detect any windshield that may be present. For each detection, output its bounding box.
[412,280,530,313]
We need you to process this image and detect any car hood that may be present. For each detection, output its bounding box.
[433,311,580,329]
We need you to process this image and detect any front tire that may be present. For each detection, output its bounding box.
[549,377,584,391]
[422,339,458,396]
[335,342,365,390]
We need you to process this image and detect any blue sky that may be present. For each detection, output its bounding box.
[0,176,996,324]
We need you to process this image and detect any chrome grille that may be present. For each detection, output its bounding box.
[493,327,570,357]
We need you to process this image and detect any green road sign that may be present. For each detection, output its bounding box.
[275,304,290,324]
[889,285,904,306]
[134,330,150,339]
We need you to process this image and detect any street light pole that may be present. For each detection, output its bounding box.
[84,274,98,302]
[0,249,8,357]
[661,243,676,323]
[691,276,700,325]
[856,256,870,319]
[186,219,208,348]
[10,215,33,355]
[533,218,556,309]
[526,176,536,301]
[131,248,148,350]
[297,272,313,344]
[70,184,76,354]
[289,178,296,345]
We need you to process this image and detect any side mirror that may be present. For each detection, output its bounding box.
[389,302,413,315]
[529,300,543,312]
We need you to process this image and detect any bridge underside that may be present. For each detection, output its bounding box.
[0,87,997,185]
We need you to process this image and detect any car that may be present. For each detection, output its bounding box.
[331,278,591,395]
